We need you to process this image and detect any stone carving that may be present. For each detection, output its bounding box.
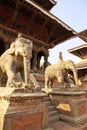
[0,34,33,87]
[45,52,78,89]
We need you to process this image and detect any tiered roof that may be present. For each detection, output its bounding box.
[68,30,87,78]
[33,0,57,10]
[0,0,76,48]
[68,43,87,59]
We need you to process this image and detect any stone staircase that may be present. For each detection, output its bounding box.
[43,96,59,125]
[30,73,40,88]
[33,73,45,88]
[30,73,59,127]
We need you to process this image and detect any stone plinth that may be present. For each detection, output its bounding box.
[0,88,48,130]
[49,89,87,126]
[81,86,87,98]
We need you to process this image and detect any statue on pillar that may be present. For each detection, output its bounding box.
[45,52,78,89]
[0,33,33,88]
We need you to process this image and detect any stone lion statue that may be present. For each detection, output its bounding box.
[0,34,33,87]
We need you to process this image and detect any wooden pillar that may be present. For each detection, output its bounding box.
[44,55,48,70]
[32,51,37,71]
[37,54,41,70]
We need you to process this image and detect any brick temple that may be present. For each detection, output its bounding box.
[0,0,76,73]
[1,1,87,130]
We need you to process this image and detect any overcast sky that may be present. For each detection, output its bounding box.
[48,0,87,64]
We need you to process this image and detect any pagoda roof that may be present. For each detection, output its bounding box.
[68,43,87,59]
[33,0,57,11]
[76,59,87,70]
[68,42,87,77]
[78,29,87,42]
[25,0,76,31]
[68,29,87,59]
[1,0,77,48]
[76,59,87,78]
[67,30,87,78]
[25,0,77,47]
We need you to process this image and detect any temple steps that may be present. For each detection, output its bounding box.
[33,73,45,88]
[48,106,56,111]
[49,111,58,117]
[49,115,59,124]
[43,96,59,124]
[30,72,59,124]
[30,73,40,88]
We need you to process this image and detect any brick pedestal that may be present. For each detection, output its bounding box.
[0,88,48,130]
[49,89,87,126]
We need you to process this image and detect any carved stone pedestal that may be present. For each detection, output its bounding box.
[81,86,87,98]
[49,89,87,126]
[0,88,48,130]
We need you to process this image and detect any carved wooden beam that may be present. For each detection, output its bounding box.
[30,10,37,23]
[79,50,84,58]
[50,36,61,45]
[40,21,48,33]
[74,51,83,59]
[38,20,48,39]
[11,0,24,27]
[78,29,87,42]
[46,26,56,43]
[0,24,50,47]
